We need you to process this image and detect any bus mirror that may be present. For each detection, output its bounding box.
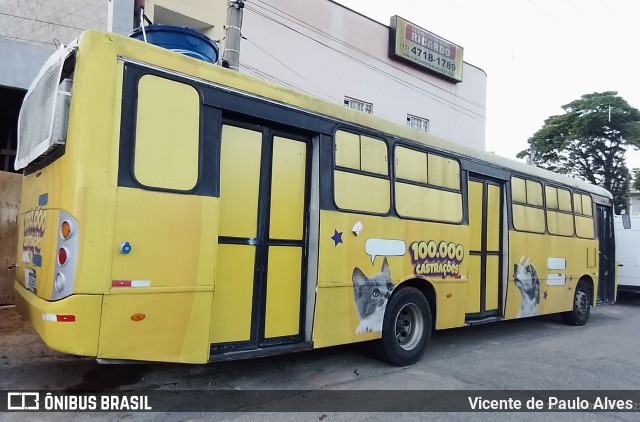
[622,213,631,229]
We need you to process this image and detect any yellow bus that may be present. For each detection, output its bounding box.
[14,31,616,366]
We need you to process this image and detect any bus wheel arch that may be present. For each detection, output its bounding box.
[393,278,437,329]
[562,276,593,326]
[376,279,435,366]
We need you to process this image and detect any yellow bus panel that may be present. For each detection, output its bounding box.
[576,216,595,239]
[335,130,361,170]
[334,171,390,214]
[547,210,574,236]
[111,188,218,289]
[360,135,388,176]
[465,255,481,314]
[14,283,102,357]
[468,181,483,251]
[264,246,303,338]
[99,291,212,363]
[507,231,598,319]
[134,74,200,191]
[219,125,262,238]
[210,244,255,343]
[486,184,501,251]
[428,154,460,190]
[395,146,428,183]
[269,136,306,241]
[394,183,462,222]
[485,255,499,311]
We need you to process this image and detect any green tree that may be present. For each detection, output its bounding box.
[517,91,640,213]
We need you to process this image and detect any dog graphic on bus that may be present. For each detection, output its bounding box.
[513,256,540,318]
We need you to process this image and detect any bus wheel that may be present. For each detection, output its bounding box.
[376,287,431,366]
[562,281,591,326]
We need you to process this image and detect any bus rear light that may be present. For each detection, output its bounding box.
[58,247,68,266]
[54,273,66,292]
[52,211,77,300]
[61,220,72,239]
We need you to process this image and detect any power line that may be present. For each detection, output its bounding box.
[562,0,595,26]
[243,61,403,123]
[242,63,334,101]
[244,4,485,122]
[254,0,483,107]
[0,34,56,48]
[526,0,562,25]
[245,37,340,102]
[249,0,487,112]
[19,0,133,34]
[0,11,88,32]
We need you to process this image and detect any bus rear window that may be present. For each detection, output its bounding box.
[134,75,200,191]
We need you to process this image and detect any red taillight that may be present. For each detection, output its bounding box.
[58,247,68,266]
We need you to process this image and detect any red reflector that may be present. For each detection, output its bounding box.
[57,315,76,322]
[112,280,132,287]
[58,248,68,266]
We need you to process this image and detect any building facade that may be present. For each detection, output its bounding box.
[0,0,487,172]
[627,191,640,216]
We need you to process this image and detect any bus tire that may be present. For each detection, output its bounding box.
[376,287,431,366]
[562,281,591,326]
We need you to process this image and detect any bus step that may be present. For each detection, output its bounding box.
[465,316,503,326]
[209,341,314,362]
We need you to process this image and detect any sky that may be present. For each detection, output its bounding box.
[335,0,640,169]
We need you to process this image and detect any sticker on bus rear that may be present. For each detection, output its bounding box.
[25,269,37,294]
[23,207,46,267]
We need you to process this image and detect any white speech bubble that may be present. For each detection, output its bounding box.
[365,238,406,264]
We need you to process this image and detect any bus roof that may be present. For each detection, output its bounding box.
[89,31,612,200]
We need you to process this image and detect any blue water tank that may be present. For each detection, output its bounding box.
[130,24,219,64]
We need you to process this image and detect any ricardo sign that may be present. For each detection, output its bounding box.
[389,16,464,83]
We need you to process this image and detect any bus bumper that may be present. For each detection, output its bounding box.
[14,282,102,357]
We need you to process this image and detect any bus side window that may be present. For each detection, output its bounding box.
[511,177,545,233]
[546,186,573,237]
[334,130,390,214]
[574,193,595,239]
[394,146,462,223]
[134,75,200,191]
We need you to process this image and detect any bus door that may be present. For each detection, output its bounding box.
[466,176,504,319]
[211,123,310,354]
[596,204,615,303]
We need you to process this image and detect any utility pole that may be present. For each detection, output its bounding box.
[222,0,245,71]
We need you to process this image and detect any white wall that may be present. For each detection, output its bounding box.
[0,0,108,90]
[0,0,107,50]
[0,0,488,150]
[238,0,487,149]
[628,191,640,216]
[0,38,51,90]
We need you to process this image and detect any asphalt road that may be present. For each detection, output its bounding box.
[2,291,640,421]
